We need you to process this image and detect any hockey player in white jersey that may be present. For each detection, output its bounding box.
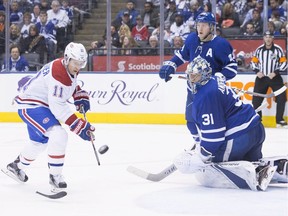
[173,56,287,191]
[5,42,94,191]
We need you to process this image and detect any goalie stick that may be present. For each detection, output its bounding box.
[176,74,287,98]
[127,164,177,182]
[1,168,67,199]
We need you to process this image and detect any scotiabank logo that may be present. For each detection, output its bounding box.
[117,61,126,72]
[128,63,161,71]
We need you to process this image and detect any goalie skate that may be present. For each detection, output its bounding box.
[257,165,277,191]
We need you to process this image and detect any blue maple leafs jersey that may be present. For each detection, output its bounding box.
[189,76,261,154]
[171,32,238,80]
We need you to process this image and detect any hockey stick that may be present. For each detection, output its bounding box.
[233,86,287,98]
[127,164,177,182]
[81,107,101,166]
[176,74,287,98]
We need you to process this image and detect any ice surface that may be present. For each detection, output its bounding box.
[0,123,287,216]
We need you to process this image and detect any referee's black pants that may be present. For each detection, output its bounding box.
[252,75,287,123]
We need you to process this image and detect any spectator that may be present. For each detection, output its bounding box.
[140,1,159,33]
[112,11,134,31]
[20,24,47,64]
[164,0,178,30]
[183,0,204,28]
[91,36,118,56]
[31,4,41,24]
[21,12,33,39]
[250,31,288,128]
[120,35,139,55]
[172,35,183,50]
[115,0,140,26]
[19,0,33,14]
[61,0,85,30]
[243,22,259,37]
[39,0,51,12]
[10,1,23,26]
[219,2,241,29]
[36,10,57,61]
[118,24,132,46]
[145,35,159,55]
[0,10,5,57]
[169,12,190,43]
[279,21,288,36]
[97,25,121,48]
[9,23,22,47]
[47,0,70,52]
[267,20,281,36]
[269,10,283,31]
[131,15,149,43]
[176,0,190,11]
[242,8,263,35]
[151,21,171,43]
[241,0,264,30]
[1,44,29,72]
[268,0,286,24]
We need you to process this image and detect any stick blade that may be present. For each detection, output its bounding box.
[127,164,177,182]
[36,191,67,199]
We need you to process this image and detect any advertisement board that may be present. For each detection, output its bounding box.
[0,73,287,127]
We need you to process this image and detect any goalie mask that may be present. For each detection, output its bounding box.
[185,56,212,94]
[64,42,88,68]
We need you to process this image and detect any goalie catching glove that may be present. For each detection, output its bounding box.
[174,145,213,173]
[73,87,90,113]
[69,118,95,141]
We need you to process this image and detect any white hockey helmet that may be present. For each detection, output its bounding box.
[64,42,88,68]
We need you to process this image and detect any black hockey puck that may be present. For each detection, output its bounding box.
[98,145,109,154]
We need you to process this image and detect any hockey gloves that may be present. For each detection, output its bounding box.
[73,89,90,113]
[159,61,177,82]
[70,118,95,141]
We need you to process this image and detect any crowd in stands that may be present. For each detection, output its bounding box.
[90,0,287,59]
[0,0,92,72]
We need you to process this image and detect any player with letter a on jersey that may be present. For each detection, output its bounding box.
[173,56,287,191]
[159,12,238,149]
[5,42,94,192]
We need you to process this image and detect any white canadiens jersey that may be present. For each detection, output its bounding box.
[15,58,77,124]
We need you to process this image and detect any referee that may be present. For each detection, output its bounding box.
[250,31,287,128]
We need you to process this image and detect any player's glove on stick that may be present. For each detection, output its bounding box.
[159,61,177,82]
[73,90,90,113]
[70,118,95,141]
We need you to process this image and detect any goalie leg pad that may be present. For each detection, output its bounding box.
[195,161,258,191]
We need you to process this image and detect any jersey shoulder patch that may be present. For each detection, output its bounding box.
[51,58,72,86]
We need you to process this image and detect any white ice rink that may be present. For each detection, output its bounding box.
[0,123,287,216]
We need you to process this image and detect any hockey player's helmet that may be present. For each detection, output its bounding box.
[185,56,212,93]
[195,12,216,25]
[64,42,88,68]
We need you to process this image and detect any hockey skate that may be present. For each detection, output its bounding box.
[4,157,28,183]
[260,156,288,183]
[276,121,288,128]
[49,174,67,193]
[256,165,277,191]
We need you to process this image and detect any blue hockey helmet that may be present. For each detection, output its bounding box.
[195,12,216,25]
[185,56,212,93]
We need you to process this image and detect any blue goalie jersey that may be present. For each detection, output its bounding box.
[189,76,261,154]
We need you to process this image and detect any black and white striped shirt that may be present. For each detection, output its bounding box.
[250,43,287,76]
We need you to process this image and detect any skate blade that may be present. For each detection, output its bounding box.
[1,168,25,184]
